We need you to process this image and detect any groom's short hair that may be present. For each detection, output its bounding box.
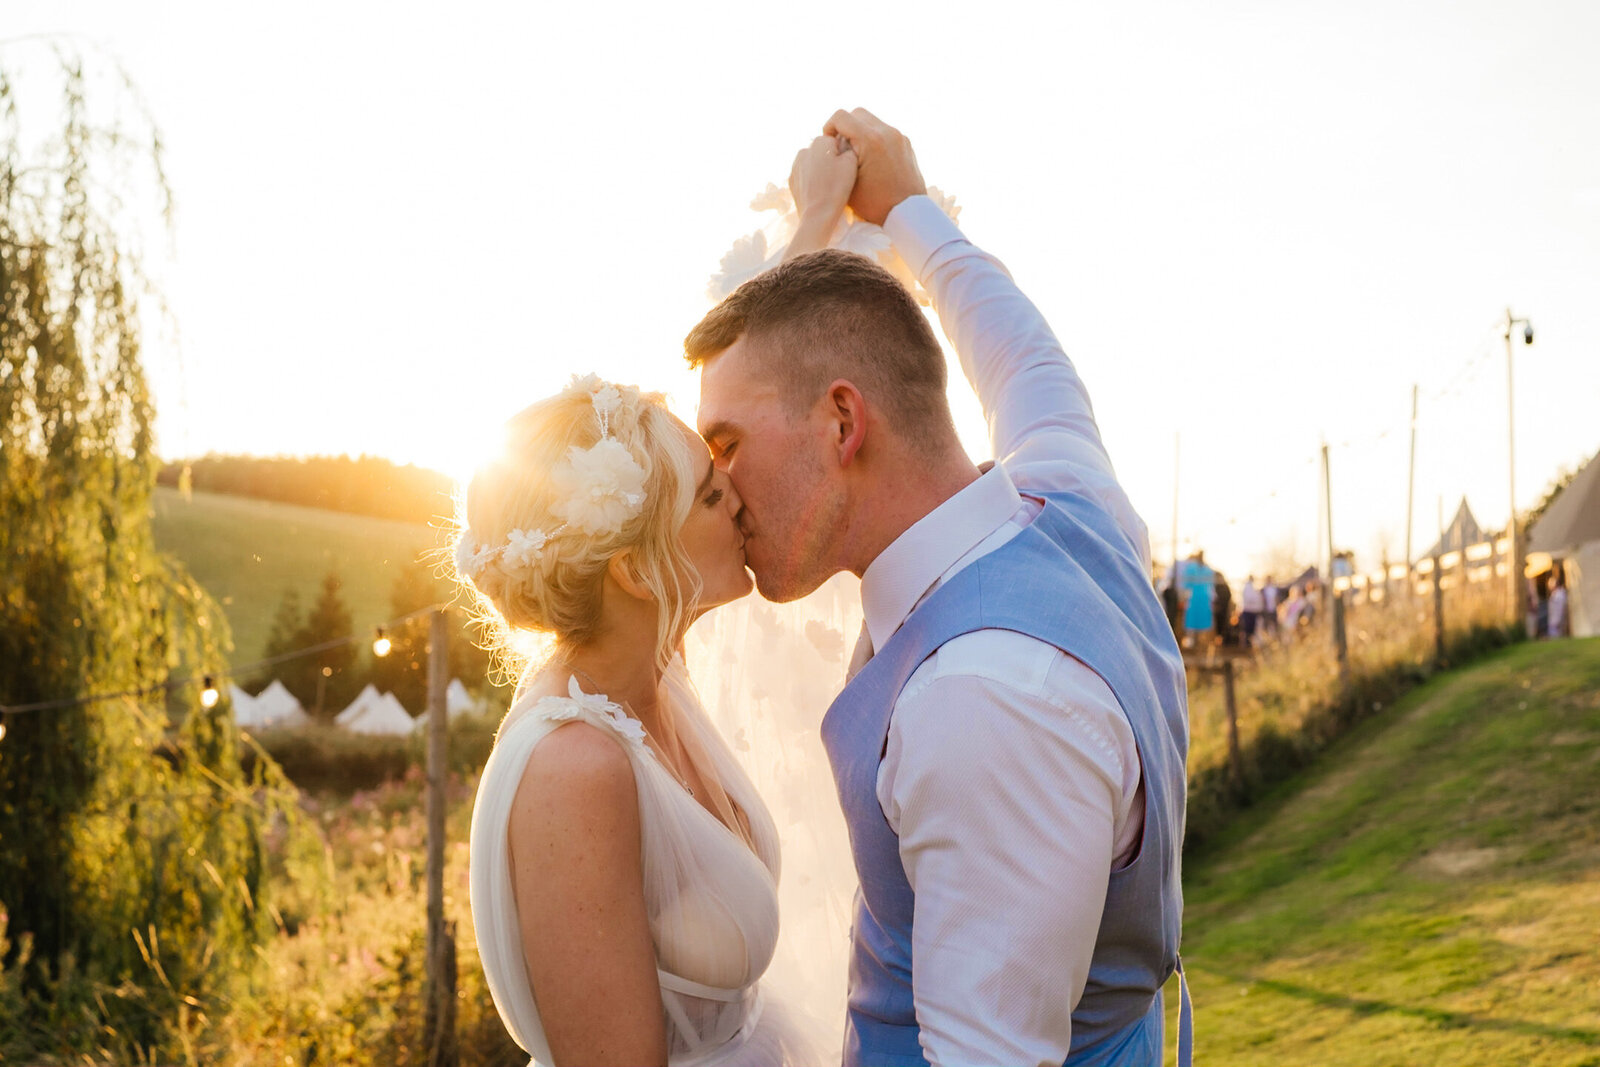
[684,250,956,447]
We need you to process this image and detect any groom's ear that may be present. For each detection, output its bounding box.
[825,380,868,468]
[606,550,655,603]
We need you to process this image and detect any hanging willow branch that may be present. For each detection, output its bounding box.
[0,42,302,1063]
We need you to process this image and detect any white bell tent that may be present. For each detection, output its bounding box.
[446,678,484,720]
[234,678,311,728]
[229,684,263,724]
[337,684,417,736]
[256,679,310,727]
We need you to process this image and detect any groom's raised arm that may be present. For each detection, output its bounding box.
[827,108,1144,562]
[883,197,1152,571]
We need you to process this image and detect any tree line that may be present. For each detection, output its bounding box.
[159,453,457,526]
[259,563,504,720]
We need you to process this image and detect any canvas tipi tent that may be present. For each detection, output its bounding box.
[1423,497,1488,560]
[1529,450,1600,637]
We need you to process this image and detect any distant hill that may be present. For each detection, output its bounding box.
[1167,637,1600,1064]
[150,486,446,670]
[158,454,456,526]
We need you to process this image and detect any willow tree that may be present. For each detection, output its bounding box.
[0,50,294,1060]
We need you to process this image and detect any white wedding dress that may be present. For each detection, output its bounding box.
[470,655,833,1066]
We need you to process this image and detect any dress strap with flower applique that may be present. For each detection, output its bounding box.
[525,676,648,749]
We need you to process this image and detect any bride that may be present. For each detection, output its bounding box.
[453,138,860,1066]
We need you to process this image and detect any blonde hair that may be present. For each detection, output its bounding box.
[451,380,701,680]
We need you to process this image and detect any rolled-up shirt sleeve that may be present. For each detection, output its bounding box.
[878,633,1134,1067]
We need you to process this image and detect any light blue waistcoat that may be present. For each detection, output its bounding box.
[820,489,1191,1067]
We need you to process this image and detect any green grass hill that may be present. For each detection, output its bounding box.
[1165,636,1600,1065]
[150,487,444,670]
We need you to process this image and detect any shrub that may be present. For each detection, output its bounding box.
[246,714,501,795]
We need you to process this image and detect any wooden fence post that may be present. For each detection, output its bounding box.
[1223,660,1243,790]
[424,608,458,1067]
[1432,553,1445,665]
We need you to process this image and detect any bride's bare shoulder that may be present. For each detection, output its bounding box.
[512,720,639,833]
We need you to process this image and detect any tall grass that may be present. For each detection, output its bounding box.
[210,767,521,1066]
[1184,578,1521,849]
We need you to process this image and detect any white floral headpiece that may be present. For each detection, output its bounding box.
[455,375,648,584]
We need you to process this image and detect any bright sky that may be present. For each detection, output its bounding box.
[8,1,1599,581]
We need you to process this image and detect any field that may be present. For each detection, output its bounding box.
[1165,636,1600,1065]
[150,486,447,668]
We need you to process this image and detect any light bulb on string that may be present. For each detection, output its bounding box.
[373,627,392,658]
[200,675,220,709]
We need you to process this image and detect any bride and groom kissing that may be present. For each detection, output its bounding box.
[453,109,1191,1067]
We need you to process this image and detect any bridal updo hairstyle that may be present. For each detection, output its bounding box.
[683,248,960,450]
[451,379,700,675]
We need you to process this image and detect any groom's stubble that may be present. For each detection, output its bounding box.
[698,344,852,605]
[748,443,850,604]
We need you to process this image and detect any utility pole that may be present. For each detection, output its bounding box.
[1502,309,1534,625]
[424,608,457,1067]
[1323,444,1349,686]
[1405,384,1418,602]
[1316,441,1327,602]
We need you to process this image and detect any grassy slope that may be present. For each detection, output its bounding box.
[1165,636,1600,1066]
[150,487,443,669]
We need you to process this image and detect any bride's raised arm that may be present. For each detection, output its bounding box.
[782,136,857,261]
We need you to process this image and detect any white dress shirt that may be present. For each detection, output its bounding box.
[862,195,1152,1067]
[1241,581,1265,613]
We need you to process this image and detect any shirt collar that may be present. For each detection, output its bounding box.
[860,464,1024,653]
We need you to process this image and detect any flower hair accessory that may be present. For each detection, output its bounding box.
[455,375,649,583]
[563,373,625,435]
[549,437,647,535]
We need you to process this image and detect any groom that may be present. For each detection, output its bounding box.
[686,109,1190,1067]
